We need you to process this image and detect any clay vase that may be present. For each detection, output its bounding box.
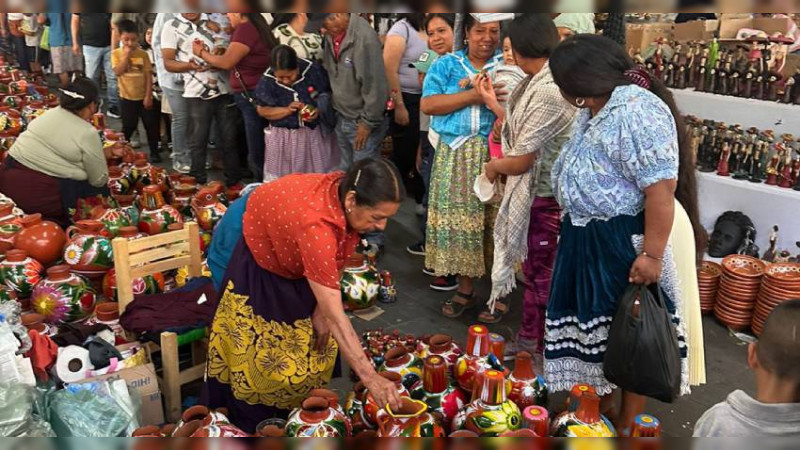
[499,428,539,437]
[13,213,67,266]
[112,196,140,227]
[345,381,372,434]
[550,391,616,437]
[102,268,165,302]
[63,220,114,275]
[377,398,446,437]
[31,265,96,324]
[508,351,548,410]
[340,254,380,311]
[21,312,46,333]
[454,325,491,393]
[363,371,411,429]
[90,205,132,238]
[453,369,522,437]
[107,166,133,196]
[417,334,463,375]
[207,181,229,206]
[411,355,468,432]
[171,406,249,437]
[191,187,227,232]
[138,185,183,235]
[522,406,550,438]
[285,396,352,437]
[171,184,197,220]
[117,226,147,241]
[255,418,287,437]
[0,202,22,256]
[631,414,662,437]
[130,159,154,191]
[0,249,45,299]
[379,346,423,391]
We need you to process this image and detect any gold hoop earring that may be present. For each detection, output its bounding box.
[347,209,352,214]
[576,98,586,107]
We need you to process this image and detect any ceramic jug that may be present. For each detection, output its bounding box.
[171,184,197,220]
[63,220,114,275]
[522,406,550,438]
[0,202,22,256]
[345,381,372,434]
[13,213,67,266]
[0,249,45,299]
[285,396,352,437]
[171,406,249,437]
[411,355,468,432]
[107,166,133,196]
[341,254,380,311]
[508,351,548,410]
[112,196,140,226]
[363,371,410,429]
[551,391,616,437]
[417,334,463,375]
[453,369,522,437]
[138,185,183,235]
[90,205,132,238]
[631,414,662,437]
[31,265,96,324]
[454,325,491,393]
[377,398,445,437]
[379,346,423,391]
[191,186,227,232]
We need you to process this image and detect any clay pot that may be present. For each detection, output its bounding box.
[379,346,423,391]
[138,185,183,235]
[171,406,248,437]
[411,355,468,432]
[341,254,380,311]
[449,430,479,437]
[102,268,165,302]
[522,406,550,438]
[206,181,229,206]
[31,265,96,324]
[112,195,140,226]
[255,418,287,437]
[345,381,371,434]
[566,384,596,412]
[90,205,132,238]
[171,184,197,219]
[0,204,22,256]
[285,396,352,437]
[489,333,506,360]
[20,312,46,332]
[499,428,539,437]
[454,325,491,392]
[13,214,67,266]
[552,392,616,437]
[130,159,154,190]
[417,334,463,373]
[63,220,114,275]
[363,371,410,429]
[452,369,522,437]
[117,226,147,241]
[0,285,17,303]
[107,166,133,196]
[508,351,548,410]
[0,249,45,299]
[131,426,164,437]
[94,301,119,322]
[377,398,445,437]
[191,187,227,232]
[722,255,766,278]
[631,414,662,437]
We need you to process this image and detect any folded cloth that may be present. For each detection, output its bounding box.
[25,330,59,382]
[51,323,112,348]
[120,277,219,334]
[85,337,123,369]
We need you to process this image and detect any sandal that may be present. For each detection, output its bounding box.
[441,291,477,318]
[477,298,511,324]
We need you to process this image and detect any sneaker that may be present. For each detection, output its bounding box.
[130,131,141,149]
[415,203,425,216]
[406,242,426,256]
[106,106,120,119]
[430,275,458,292]
[422,267,436,277]
[173,162,191,174]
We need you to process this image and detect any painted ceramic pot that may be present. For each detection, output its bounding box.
[170,184,197,220]
[112,195,140,226]
[138,185,183,235]
[454,325,491,393]
[363,371,411,429]
[206,181,229,206]
[102,268,165,302]
[0,249,45,299]
[171,406,249,437]
[191,187,227,232]
[411,355,468,432]
[107,166,134,196]
[341,254,380,311]
[255,419,287,437]
[453,369,522,437]
[285,397,351,437]
[522,406,550,438]
[13,213,67,266]
[417,334,463,375]
[21,101,45,124]
[90,205,132,238]
[0,202,22,256]
[345,381,372,434]
[631,414,662,437]
[129,159,155,190]
[64,220,114,275]
[0,108,24,135]
[551,391,616,437]
[117,226,147,241]
[379,346,423,391]
[175,260,212,288]
[31,265,96,324]
[377,398,446,437]
[508,351,548,410]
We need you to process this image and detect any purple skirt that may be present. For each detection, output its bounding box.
[263,126,340,181]
[203,238,339,433]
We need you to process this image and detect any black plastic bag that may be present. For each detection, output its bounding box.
[603,284,681,403]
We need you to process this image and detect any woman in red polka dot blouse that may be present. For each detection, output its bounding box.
[204,158,406,432]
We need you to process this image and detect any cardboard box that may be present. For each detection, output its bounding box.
[82,363,165,426]
[719,16,794,39]
[719,18,754,39]
[626,22,674,52]
[673,20,719,42]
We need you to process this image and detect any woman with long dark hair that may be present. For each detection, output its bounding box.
[546,34,705,434]
[194,9,277,182]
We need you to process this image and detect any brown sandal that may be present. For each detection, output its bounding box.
[441,291,477,318]
[478,298,510,324]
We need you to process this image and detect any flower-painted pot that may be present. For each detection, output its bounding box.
[551,390,616,437]
[363,371,410,429]
[285,397,351,437]
[411,355,468,432]
[0,249,45,299]
[31,265,96,324]
[341,254,379,311]
[108,166,134,196]
[417,334,463,375]
[13,213,67,266]
[454,325,491,393]
[138,185,183,235]
[379,346,423,391]
[102,268,165,302]
[377,398,445,437]
[345,381,372,434]
[64,220,114,275]
[508,351,548,410]
[171,406,248,437]
[112,196,140,226]
[453,369,522,437]
[90,205,132,238]
[191,187,227,232]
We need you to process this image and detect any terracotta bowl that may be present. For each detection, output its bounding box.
[764,263,800,283]
[759,283,800,301]
[715,299,755,319]
[722,255,766,278]
[720,273,762,287]
[699,261,723,279]
[719,284,759,300]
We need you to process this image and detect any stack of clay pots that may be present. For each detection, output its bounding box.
[715,255,766,331]
[753,263,800,336]
[698,261,722,314]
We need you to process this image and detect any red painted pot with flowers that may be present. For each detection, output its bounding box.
[31,265,96,325]
[63,220,114,275]
[138,185,183,235]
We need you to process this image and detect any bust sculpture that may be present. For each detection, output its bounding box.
[708,211,756,258]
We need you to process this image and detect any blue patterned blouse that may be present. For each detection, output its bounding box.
[552,84,679,227]
[422,48,503,150]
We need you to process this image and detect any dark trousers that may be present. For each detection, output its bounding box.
[233,93,266,182]
[120,98,162,155]
[12,35,29,72]
[186,95,242,186]
[390,92,424,203]
[419,130,436,238]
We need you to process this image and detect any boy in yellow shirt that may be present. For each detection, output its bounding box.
[111,19,162,163]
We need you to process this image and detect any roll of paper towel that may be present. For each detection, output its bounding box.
[54,346,95,383]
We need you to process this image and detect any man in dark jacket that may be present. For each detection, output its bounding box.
[321,13,390,171]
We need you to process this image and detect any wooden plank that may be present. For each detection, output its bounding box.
[186,222,203,278]
[112,237,135,314]
[128,242,191,266]
[160,332,182,423]
[178,364,206,385]
[191,339,207,366]
[131,256,192,279]
[127,228,190,253]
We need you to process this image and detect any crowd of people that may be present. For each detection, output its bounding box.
[1,6,799,438]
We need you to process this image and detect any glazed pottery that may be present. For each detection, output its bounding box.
[90,205,132,238]
[452,369,522,437]
[416,334,463,374]
[522,406,550,438]
[13,214,67,266]
[551,391,616,437]
[489,333,506,360]
[31,265,96,324]
[207,181,229,206]
[508,351,548,410]
[308,388,349,419]
[130,159,155,190]
[63,220,114,275]
[454,325,491,393]
[256,418,287,437]
[499,428,539,437]
[631,414,662,437]
[411,355,468,431]
[138,185,183,235]
[377,398,445,437]
[107,166,133,196]
[341,254,380,311]
[171,184,197,220]
[379,346,423,391]
[285,396,352,437]
[131,426,166,437]
[345,382,372,434]
[363,371,410,429]
[0,249,45,299]
[112,195,140,226]
[21,312,46,332]
[191,186,227,232]
[449,430,480,437]
[171,406,248,437]
[102,268,165,302]
[0,203,22,256]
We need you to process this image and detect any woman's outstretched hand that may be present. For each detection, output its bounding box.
[363,373,403,412]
